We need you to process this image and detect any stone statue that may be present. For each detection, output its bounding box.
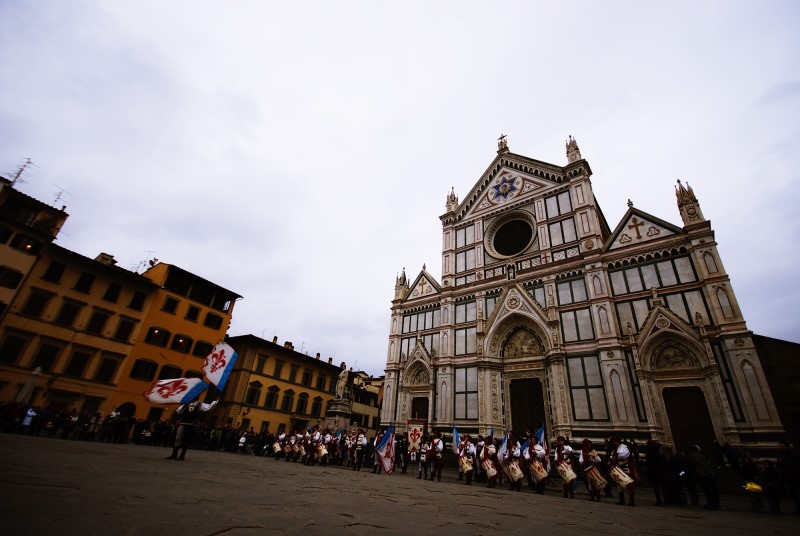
[335,368,349,400]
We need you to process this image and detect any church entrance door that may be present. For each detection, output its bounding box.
[411,397,429,420]
[509,378,545,437]
[662,386,716,454]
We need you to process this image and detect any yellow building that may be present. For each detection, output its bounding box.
[0,175,68,323]
[350,371,383,434]
[107,262,241,422]
[0,244,156,414]
[224,334,344,434]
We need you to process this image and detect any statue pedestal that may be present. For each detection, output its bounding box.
[325,398,353,432]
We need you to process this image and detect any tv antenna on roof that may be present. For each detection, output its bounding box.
[52,183,72,206]
[10,158,36,187]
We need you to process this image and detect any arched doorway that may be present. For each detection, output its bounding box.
[662,386,716,454]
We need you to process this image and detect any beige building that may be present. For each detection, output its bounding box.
[223,334,343,434]
[382,136,784,454]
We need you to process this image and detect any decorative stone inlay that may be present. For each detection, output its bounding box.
[734,339,744,347]
[508,295,520,309]
[584,239,595,250]
[656,317,670,329]
[607,351,615,358]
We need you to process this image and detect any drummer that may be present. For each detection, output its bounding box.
[505,433,524,492]
[523,435,548,494]
[480,436,499,488]
[555,436,576,499]
[580,438,604,502]
[458,434,477,485]
[611,435,636,506]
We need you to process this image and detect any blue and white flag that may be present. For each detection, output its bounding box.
[534,422,549,469]
[202,342,239,392]
[375,426,395,474]
[143,377,208,405]
[452,425,461,455]
[496,431,511,479]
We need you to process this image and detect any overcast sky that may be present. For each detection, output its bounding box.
[2,1,798,376]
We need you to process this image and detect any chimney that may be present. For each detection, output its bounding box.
[284,341,294,350]
[272,336,278,344]
[94,253,117,266]
[327,357,332,364]
[315,353,320,360]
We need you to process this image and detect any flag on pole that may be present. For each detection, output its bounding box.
[452,425,461,455]
[375,426,395,475]
[534,422,549,470]
[143,378,208,405]
[202,342,239,391]
[496,431,511,479]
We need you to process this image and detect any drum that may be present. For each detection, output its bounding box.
[272,442,281,454]
[556,461,577,484]
[507,460,525,482]
[458,456,473,473]
[530,459,549,482]
[585,465,607,490]
[291,444,299,453]
[609,466,634,489]
[317,445,328,458]
[283,444,291,454]
[481,459,497,478]
[298,446,306,456]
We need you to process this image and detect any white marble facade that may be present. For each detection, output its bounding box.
[382,137,783,451]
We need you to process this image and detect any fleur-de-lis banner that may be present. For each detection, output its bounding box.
[202,342,239,392]
[143,377,208,404]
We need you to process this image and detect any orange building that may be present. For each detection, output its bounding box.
[107,262,241,422]
[0,245,156,414]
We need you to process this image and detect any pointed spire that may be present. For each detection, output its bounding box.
[675,179,705,225]
[445,187,459,213]
[394,267,409,300]
[566,135,582,163]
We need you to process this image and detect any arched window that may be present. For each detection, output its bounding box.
[281,389,295,412]
[716,287,734,318]
[245,381,262,406]
[599,306,611,334]
[296,393,309,415]
[264,386,279,409]
[703,252,719,274]
[311,396,323,417]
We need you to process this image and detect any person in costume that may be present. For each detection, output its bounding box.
[458,434,477,485]
[418,435,431,479]
[580,438,604,502]
[480,435,499,488]
[430,431,445,481]
[505,433,523,492]
[523,434,548,494]
[352,428,367,471]
[611,435,637,506]
[555,435,576,499]
[165,396,219,461]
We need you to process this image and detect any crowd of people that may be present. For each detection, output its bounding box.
[2,401,798,514]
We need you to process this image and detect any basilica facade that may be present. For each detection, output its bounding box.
[380,136,783,453]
